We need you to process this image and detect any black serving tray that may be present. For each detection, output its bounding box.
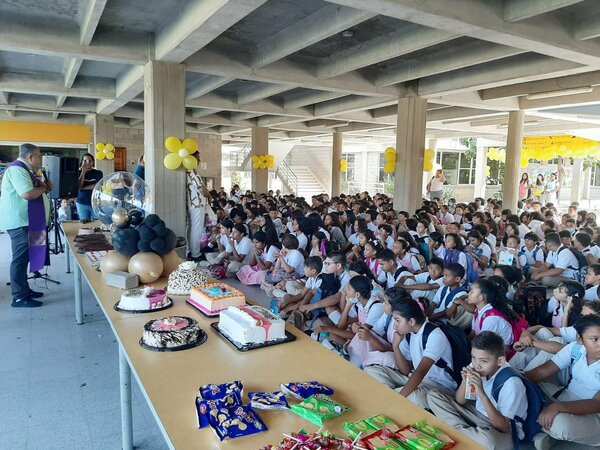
[210,322,296,352]
[114,297,174,314]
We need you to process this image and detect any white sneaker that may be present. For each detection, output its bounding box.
[533,432,556,450]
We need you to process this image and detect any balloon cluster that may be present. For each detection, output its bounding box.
[96,143,115,160]
[383,147,397,174]
[486,147,506,163]
[252,154,275,169]
[340,159,348,173]
[521,135,600,168]
[164,137,199,170]
[112,213,176,258]
[423,148,435,172]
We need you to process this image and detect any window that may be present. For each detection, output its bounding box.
[378,153,388,183]
[435,150,476,185]
[342,153,356,181]
[487,160,504,186]
[458,152,476,184]
[592,165,600,187]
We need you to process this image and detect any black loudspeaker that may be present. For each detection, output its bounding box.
[42,155,80,199]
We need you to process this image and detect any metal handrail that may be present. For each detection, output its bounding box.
[229,144,251,168]
[276,159,298,195]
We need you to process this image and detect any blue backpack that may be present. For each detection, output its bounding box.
[491,366,546,448]
[464,252,479,284]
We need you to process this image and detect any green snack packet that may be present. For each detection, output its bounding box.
[395,426,445,450]
[343,419,378,438]
[364,414,401,433]
[290,394,349,426]
[411,420,457,449]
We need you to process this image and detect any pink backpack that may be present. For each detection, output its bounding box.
[478,308,529,360]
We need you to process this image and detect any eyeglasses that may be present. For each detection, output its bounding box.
[323,261,333,266]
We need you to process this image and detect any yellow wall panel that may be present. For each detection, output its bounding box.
[0,121,91,144]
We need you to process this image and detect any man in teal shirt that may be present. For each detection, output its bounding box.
[0,144,53,307]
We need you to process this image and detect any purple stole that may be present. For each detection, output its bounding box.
[9,160,49,273]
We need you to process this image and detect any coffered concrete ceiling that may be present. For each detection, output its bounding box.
[1,0,600,145]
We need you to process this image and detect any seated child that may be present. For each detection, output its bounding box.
[402,257,445,304]
[277,256,323,318]
[377,248,413,289]
[236,231,279,285]
[200,219,234,266]
[57,199,71,222]
[585,264,600,301]
[364,299,457,410]
[519,232,545,279]
[525,315,600,448]
[493,265,523,301]
[428,263,471,330]
[573,232,600,265]
[260,234,305,296]
[546,281,585,329]
[427,331,530,450]
[225,224,253,276]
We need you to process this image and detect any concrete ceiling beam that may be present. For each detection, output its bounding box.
[503,0,583,22]
[0,92,8,104]
[324,0,600,66]
[317,26,458,79]
[283,91,347,109]
[129,118,144,127]
[230,112,260,120]
[426,107,504,122]
[313,96,397,117]
[519,88,600,110]
[188,93,312,117]
[574,14,600,41]
[80,0,108,45]
[237,84,292,105]
[186,76,233,100]
[376,41,525,86]
[191,108,222,118]
[96,66,144,114]
[252,4,373,68]
[0,72,115,99]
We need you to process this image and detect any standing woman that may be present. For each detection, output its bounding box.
[519,172,530,200]
[186,155,213,260]
[533,174,546,202]
[546,172,560,205]
[427,169,446,200]
[76,153,103,221]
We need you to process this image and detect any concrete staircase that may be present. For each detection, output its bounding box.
[290,165,327,198]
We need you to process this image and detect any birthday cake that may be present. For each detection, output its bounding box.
[219,305,286,346]
[141,316,202,349]
[188,283,245,314]
[167,261,208,295]
[118,286,170,312]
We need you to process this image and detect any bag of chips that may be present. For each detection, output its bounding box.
[248,391,290,410]
[198,380,243,403]
[196,396,234,428]
[364,414,401,433]
[280,381,334,399]
[290,394,349,426]
[343,419,378,438]
[411,420,457,449]
[394,426,445,450]
[363,429,405,450]
[210,405,268,441]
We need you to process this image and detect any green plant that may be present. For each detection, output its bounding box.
[384,174,395,196]
[443,186,456,201]
[583,156,600,171]
[459,137,477,160]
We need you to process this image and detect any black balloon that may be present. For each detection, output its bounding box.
[138,240,152,253]
[138,224,155,242]
[153,222,167,237]
[150,236,165,253]
[112,227,140,257]
[144,214,161,228]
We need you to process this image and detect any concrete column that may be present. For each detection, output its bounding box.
[583,165,592,200]
[393,97,427,212]
[502,111,524,211]
[331,132,343,196]
[251,127,269,193]
[144,61,186,238]
[571,158,584,204]
[473,144,487,199]
[93,115,115,175]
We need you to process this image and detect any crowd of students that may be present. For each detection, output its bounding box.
[193,187,600,450]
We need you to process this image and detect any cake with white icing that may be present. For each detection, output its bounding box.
[167,261,207,295]
[141,316,201,349]
[118,286,169,311]
[188,283,245,313]
[218,305,286,346]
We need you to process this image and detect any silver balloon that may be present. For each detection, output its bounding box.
[112,207,130,228]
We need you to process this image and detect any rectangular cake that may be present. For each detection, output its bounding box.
[219,305,286,345]
[188,283,245,314]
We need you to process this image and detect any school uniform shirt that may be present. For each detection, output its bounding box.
[453,214,463,224]
[433,246,445,259]
[296,232,308,251]
[348,233,360,246]
[552,342,600,400]
[487,234,497,252]
[529,219,544,239]
[559,326,578,343]
[318,227,331,240]
[518,245,544,268]
[399,252,421,273]
[385,269,412,289]
[347,297,384,327]
[367,223,378,234]
[431,285,468,315]
[473,303,514,346]
[471,242,492,267]
[219,234,234,253]
[284,249,305,275]
[583,245,600,262]
[398,321,457,391]
[366,258,387,285]
[553,245,579,280]
[305,276,322,290]
[440,212,454,225]
[272,217,283,236]
[384,235,395,249]
[475,363,527,440]
[585,285,600,301]
[263,245,279,264]
[546,297,564,328]
[338,271,351,292]
[409,273,444,302]
[518,223,531,238]
[233,236,253,263]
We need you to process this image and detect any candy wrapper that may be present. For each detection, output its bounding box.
[210,404,268,441]
[394,426,445,450]
[464,373,477,401]
[343,419,378,438]
[281,381,334,399]
[364,414,401,433]
[363,429,405,450]
[411,420,457,449]
[249,391,290,410]
[290,394,349,426]
[199,380,243,403]
[261,429,366,450]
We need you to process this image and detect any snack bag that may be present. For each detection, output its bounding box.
[196,396,236,428]
[411,420,457,449]
[290,394,349,426]
[395,426,445,450]
[363,429,405,450]
[280,381,334,399]
[364,414,402,433]
[248,391,290,410]
[210,405,268,440]
[343,419,378,438]
[199,380,243,403]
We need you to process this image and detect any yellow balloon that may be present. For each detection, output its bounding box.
[424,149,435,160]
[252,163,259,169]
[384,163,395,174]
[96,151,105,160]
[182,138,198,153]
[105,143,115,152]
[106,152,115,160]
[182,155,198,170]
[164,152,181,170]
[165,136,182,153]
[385,147,395,154]
[96,143,105,152]
[385,152,396,163]
[423,160,434,172]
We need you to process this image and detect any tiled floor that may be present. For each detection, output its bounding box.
[0,231,590,449]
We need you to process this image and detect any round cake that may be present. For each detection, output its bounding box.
[118,286,170,312]
[167,261,208,295]
[141,316,202,349]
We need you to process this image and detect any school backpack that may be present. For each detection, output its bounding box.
[464,252,479,284]
[558,246,589,285]
[413,251,428,272]
[479,308,529,360]
[491,366,546,449]
[513,282,550,327]
[406,321,471,386]
[416,241,431,265]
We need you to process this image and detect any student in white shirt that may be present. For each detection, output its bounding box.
[466,230,491,274]
[574,232,600,265]
[525,315,600,448]
[519,232,545,277]
[402,257,445,303]
[377,249,413,289]
[428,332,529,450]
[428,263,471,330]
[277,256,323,318]
[531,232,579,287]
[585,265,600,301]
[202,219,234,266]
[225,224,254,275]
[364,299,456,410]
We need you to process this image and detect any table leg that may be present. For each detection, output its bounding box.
[65,241,71,273]
[74,262,83,325]
[119,344,133,450]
